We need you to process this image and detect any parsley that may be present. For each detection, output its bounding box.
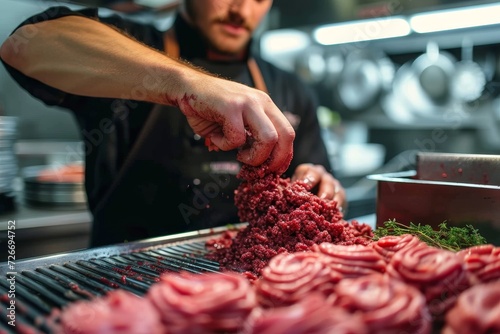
[373,219,487,252]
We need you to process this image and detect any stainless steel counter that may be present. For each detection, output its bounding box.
[0,198,92,262]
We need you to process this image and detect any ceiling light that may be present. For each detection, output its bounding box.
[260,29,311,54]
[313,17,411,46]
[410,3,500,33]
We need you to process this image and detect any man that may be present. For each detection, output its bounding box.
[0,0,345,247]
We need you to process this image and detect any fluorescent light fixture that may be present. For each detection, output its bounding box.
[134,0,178,9]
[313,17,410,46]
[410,3,500,33]
[260,29,311,54]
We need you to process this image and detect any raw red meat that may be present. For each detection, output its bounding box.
[442,281,500,334]
[205,163,373,275]
[312,243,386,278]
[386,242,470,319]
[241,293,368,334]
[55,289,165,334]
[36,163,84,183]
[330,274,431,334]
[254,251,342,308]
[456,244,500,285]
[147,271,256,334]
[370,234,423,262]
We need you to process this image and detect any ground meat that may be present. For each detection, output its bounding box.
[312,243,386,278]
[54,290,165,334]
[241,293,368,334]
[370,234,423,262]
[147,271,256,334]
[254,251,342,308]
[36,163,84,183]
[442,281,500,334]
[330,274,431,334]
[205,163,373,276]
[386,242,470,319]
[456,244,500,285]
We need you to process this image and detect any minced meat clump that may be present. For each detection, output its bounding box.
[205,163,373,276]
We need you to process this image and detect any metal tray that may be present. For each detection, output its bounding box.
[0,223,246,271]
[368,152,500,245]
[0,224,245,334]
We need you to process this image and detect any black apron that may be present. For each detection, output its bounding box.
[90,30,268,247]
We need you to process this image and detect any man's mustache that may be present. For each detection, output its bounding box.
[216,15,251,31]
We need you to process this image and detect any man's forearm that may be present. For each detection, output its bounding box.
[0,15,190,105]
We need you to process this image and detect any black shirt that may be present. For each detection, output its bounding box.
[1,6,332,246]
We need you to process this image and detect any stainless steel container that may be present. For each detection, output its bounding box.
[368,152,500,245]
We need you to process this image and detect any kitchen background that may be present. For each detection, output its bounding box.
[1,0,500,260]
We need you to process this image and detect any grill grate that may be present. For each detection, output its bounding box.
[0,238,221,333]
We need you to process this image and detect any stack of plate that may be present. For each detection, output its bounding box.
[0,116,18,213]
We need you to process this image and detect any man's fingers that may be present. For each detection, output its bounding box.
[208,117,246,152]
[260,100,295,172]
[236,96,295,171]
[237,139,274,167]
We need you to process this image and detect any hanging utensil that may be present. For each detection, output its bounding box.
[294,45,326,85]
[334,49,394,113]
[451,38,486,103]
[412,41,456,107]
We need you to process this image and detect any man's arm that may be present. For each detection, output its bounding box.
[0,15,295,172]
[1,16,199,102]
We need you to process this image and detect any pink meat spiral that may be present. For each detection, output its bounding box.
[370,234,423,262]
[241,293,368,334]
[312,243,386,278]
[442,281,500,334]
[147,271,256,334]
[255,251,342,308]
[56,289,165,334]
[456,244,500,285]
[330,274,431,334]
[386,242,469,318]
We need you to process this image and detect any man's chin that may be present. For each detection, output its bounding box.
[210,43,249,59]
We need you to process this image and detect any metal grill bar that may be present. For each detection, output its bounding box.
[74,260,150,294]
[49,265,114,296]
[98,257,161,283]
[10,274,69,309]
[0,282,54,333]
[0,321,15,334]
[143,249,213,273]
[0,236,224,333]
[150,248,220,273]
[0,293,53,333]
[22,271,84,302]
[0,278,52,314]
[36,267,97,300]
[124,252,196,274]
[63,262,140,295]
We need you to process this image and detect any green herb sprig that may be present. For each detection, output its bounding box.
[373,219,487,252]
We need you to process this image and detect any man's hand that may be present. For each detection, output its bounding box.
[291,163,346,212]
[176,75,295,174]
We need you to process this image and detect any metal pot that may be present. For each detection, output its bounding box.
[294,45,326,85]
[383,41,458,122]
[411,41,456,108]
[451,39,486,103]
[333,49,394,113]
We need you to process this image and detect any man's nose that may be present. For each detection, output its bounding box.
[229,0,252,17]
